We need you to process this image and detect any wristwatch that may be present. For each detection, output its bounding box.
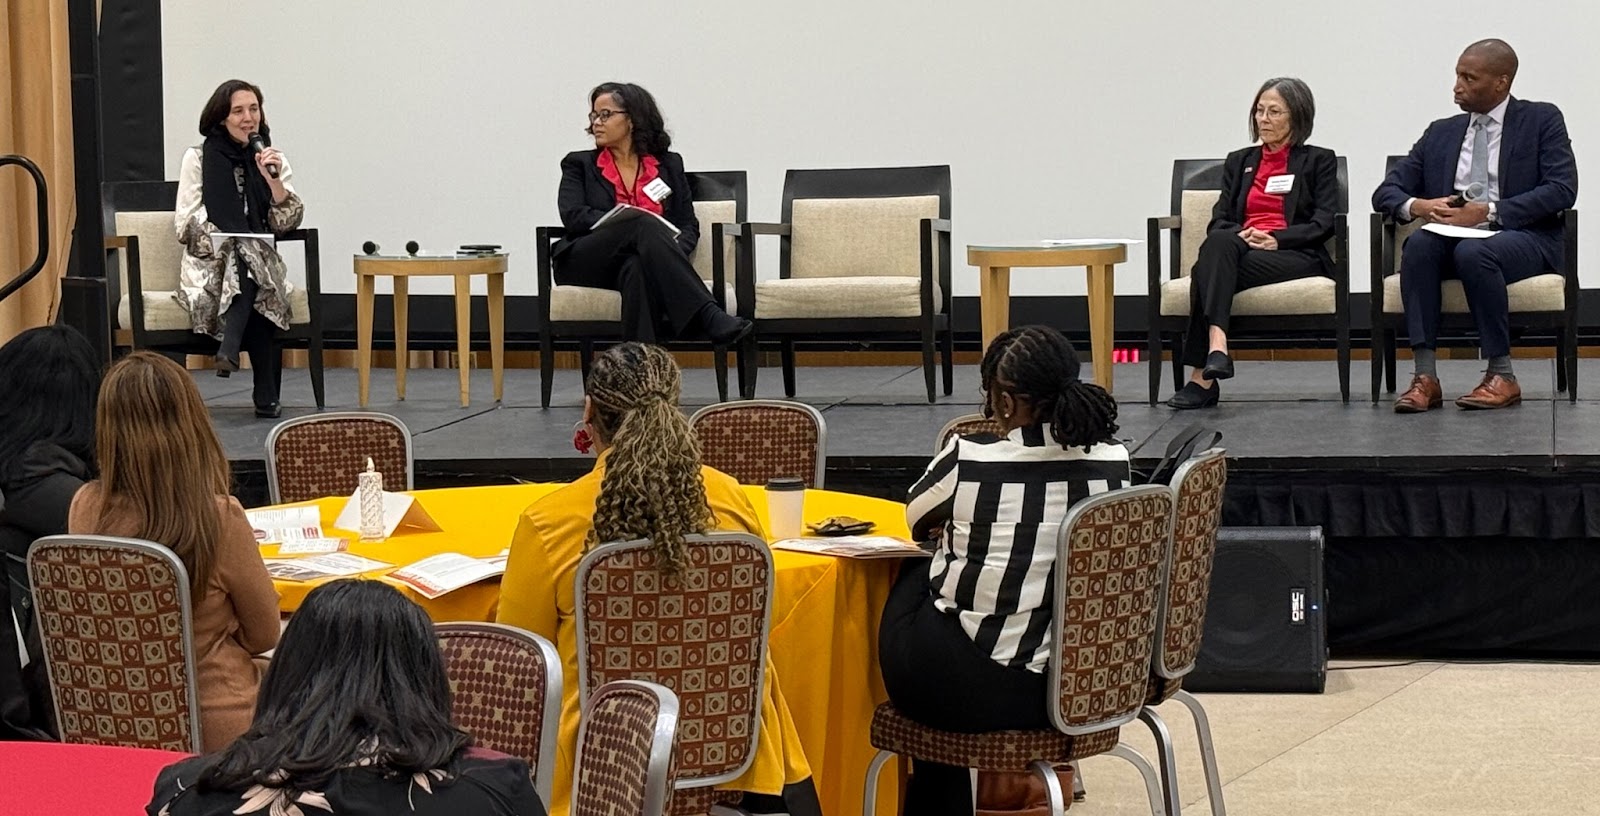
[1487,202,1499,223]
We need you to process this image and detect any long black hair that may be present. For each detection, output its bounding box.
[0,324,101,481]
[586,82,672,156]
[197,78,269,140]
[200,580,469,792]
[979,325,1119,452]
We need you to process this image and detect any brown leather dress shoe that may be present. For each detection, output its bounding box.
[1394,374,1443,413]
[1455,373,1522,409]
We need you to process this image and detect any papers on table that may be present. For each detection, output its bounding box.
[386,553,508,599]
[246,506,324,545]
[592,204,681,237]
[275,537,349,555]
[334,491,441,540]
[1421,223,1496,239]
[265,553,394,581]
[1041,238,1144,247]
[209,232,275,254]
[772,535,931,560]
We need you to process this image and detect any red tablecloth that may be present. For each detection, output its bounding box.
[0,741,190,815]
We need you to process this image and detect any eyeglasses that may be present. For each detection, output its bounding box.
[588,109,628,124]
[1255,107,1290,120]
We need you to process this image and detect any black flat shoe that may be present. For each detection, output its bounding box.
[214,353,239,378]
[706,313,754,346]
[1167,381,1220,410]
[1202,351,1235,381]
[254,402,281,419]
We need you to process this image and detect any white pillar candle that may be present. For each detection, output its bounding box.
[358,457,385,541]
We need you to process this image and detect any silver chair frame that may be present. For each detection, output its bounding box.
[688,399,828,488]
[436,621,563,806]
[264,411,415,504]
[573,679,681,816]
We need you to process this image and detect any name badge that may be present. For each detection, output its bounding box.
[1264,174,1295,194]
[642,178,672,203]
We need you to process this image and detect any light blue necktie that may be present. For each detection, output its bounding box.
[1467,115,1490,201]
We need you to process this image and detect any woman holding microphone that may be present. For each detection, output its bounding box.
[175,79,304,418]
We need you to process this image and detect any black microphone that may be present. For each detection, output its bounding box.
[362,241,380,255]
[247,132,280,179]
[405,241,420,256]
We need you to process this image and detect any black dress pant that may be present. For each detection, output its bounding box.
[554,217,714,344]
[218,273,283,408]
[878,563,1051,816]
[1184,231,1320,367]
[1399,228,1548,358]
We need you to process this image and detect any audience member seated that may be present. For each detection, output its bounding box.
[68,352,279,751]
[1374,38,1577,413]
[552,82,751,346]
[0,325,101,740]
[879,325,1131,816]
[147,579,546,816]
[1169,77,1340,409]
[497,342,807,816]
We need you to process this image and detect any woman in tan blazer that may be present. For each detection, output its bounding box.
[68,352,279,751]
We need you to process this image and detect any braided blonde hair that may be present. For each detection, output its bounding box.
[585,343,714,573]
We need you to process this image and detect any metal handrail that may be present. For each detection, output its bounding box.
[0,155,49,304]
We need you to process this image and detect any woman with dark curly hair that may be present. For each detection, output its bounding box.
[498,342,808,816]
[551,82,750,346]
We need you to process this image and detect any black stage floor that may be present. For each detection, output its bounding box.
[203,357,1600,491]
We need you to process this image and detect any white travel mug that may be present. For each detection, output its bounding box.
[765,477,807,541]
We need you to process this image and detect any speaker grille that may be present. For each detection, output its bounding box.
[1203,548,1297,668]
[1187,527,1326,693]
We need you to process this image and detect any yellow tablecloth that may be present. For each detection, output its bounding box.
[261,483,906,816]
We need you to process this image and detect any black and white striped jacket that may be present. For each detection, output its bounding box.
[907,423,1130,672]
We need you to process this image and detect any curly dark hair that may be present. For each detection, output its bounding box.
[198,78,269,140]
[586,82,672,157]
[980,325,1120,452]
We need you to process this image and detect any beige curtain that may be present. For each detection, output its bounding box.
[0,0,75,342]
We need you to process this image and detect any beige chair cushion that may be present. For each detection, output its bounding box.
[1178,190,1222,275]
[1160,276,1337,317]
[1388,220,1424,274]
[788,195,941,280]
[754,276,939,320]
[1380,272,1566,314]
[689,199,737,283]
[114,211,185,292]
[117,287,310,331]
[548,281,733,323]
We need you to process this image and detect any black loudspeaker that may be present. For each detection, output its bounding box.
[1185,527,1327,693]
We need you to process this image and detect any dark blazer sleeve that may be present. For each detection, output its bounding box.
[557,151,609,234]
[1373,127,1433,218]
[660,152,700,255]
[1205,149,1246,234]
[1498,103,1578,230]
[1272,147,1339,250]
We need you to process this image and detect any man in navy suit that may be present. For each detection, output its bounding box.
[1374,39,1577,412]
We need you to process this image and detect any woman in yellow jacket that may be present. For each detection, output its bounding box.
[497,343,809,816]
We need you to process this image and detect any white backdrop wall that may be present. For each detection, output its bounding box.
[161,1,1594,301]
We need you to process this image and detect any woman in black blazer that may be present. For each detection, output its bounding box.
[1169,77,1339,409]
[553,82,750,346]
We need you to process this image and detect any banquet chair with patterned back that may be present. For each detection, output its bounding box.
[933,412,1005,454]
[436,622,563,805]
[688,400,827,489]
[1138,449,1228,815]
[265,412,414,504]
[861,485,1177,816]
[575,533,774,816]
[572,680,682,816]
[26,535,202,752]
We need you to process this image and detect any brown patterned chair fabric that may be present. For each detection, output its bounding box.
[1153,449,1227,689]
[575,534,773,802]
[934,413,1005,453]
[870,704,1120,771]
[266,412,413,504]
[1051,485,1174,733]
[573,680,680,816]
[437,622,562,803]
[689,401,826,488]
[26,535,201,751]
[863,486,1174,814]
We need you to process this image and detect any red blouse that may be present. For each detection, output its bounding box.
[596,150,664,215]
[1243,145,1290,233]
